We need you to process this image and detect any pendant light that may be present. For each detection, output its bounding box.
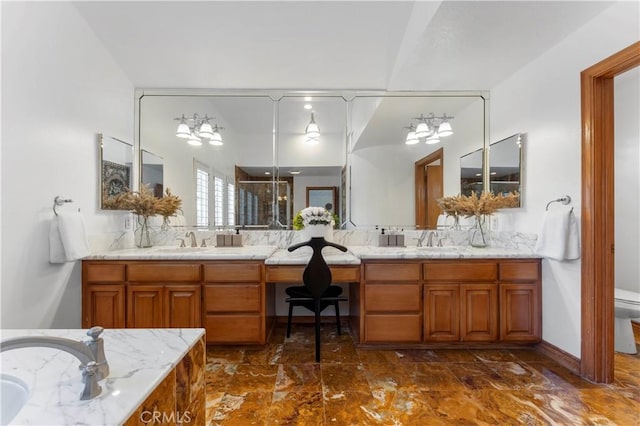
[305,112,320,139]
[209,125,224,146]
[414,114,431,138]
[405,124,419,145]
[176,115,191,139]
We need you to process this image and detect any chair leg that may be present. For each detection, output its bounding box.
[314,299,321,362]
[286,302,294,338]
[334,301,341,335]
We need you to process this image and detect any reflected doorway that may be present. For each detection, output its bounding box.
[415,148,443,229]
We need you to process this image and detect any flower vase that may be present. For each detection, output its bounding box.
[469,215,489,248]
[448,214,462,231]
[161,216,170,231]
[135,216,152,248]
[304,224,332,240]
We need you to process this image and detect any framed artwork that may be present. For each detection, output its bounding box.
[102,160,131,198]
[306,186,337,212]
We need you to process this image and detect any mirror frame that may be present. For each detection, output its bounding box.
[134,89,490,229]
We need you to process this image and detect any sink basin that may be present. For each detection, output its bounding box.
[1,374,29,425]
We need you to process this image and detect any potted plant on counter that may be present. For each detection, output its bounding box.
[293,206,335,240]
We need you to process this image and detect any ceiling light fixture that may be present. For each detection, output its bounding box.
[406,113,455,145]
[174,113,223,146]
[305,112,320,139]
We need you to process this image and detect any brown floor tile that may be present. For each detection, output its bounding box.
[228,364,278,393]
[275,364,322,392]
[421,389,503,425]
[268,391,324,425]
[204,324,640,425]
[322,363,370,393]
[446,362,505,390]
[209,392,272,426]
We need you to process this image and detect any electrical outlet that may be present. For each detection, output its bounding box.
[123,214,132,231]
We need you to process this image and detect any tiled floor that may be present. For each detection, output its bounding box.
[205,324,640,425]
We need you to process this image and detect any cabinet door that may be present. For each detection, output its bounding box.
[460,284,498,341]
[424,285,459,342]
[500,283,541,342]
[165,285,202,328]
[83,284,125,328]
[127,285,164,328]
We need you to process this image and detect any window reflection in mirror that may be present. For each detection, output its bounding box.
[350,94,486,228]
[141,150,164,197]
[489,133,523,207]
[138,94,274,227]
[460,148,484,196]
[277,96,347,228]
[100,133,133,210]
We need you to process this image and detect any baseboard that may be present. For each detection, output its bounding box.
[536,340,581,375]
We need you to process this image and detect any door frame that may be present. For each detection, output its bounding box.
[580,41,640,383]
[415,148,444,229]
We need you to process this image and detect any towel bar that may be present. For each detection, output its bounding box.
[545,195,571,211]
[53,196,74,216]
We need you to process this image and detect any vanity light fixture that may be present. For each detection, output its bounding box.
[407,113,455,145]
[404,124,419,145]
[174,113,222,145]
[208,124,224,146]
[305,112,320,139]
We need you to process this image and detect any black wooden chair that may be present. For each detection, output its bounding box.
[285,237,348,362]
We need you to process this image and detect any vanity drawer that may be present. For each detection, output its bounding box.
[266,265,360,283]
[203,263,262,282]
[499,261,540,281]
[364,314,422,343]
[205,314,262,343]
[84,262,126,282]
[364,263,421,282]
[204,284,261,312]
[128,263,201,282]
[365,284,421,312]
[424,262,497,282]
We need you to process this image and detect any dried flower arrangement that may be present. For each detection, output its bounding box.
[155,188,183,223]
[437,191,519,217]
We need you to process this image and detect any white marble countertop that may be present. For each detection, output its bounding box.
[264,247,361,265]
[0,328,204,425]
[86,245,279,260]
[347,245,539,259]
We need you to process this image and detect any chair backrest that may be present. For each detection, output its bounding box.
[288,237,347,298]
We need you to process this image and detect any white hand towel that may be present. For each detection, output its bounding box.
[49,218,67,263]
[49,211,91,263]
[534,206,580,261]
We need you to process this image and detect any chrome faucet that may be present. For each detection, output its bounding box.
[415,231,427,247]
[185,231,197,247]
[0,326,109,400]
[426,231,437,247]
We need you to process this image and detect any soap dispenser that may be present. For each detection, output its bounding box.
[378,228,389,247]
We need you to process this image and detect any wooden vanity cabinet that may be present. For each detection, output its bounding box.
[423,261,498,342]
[361,262,422,343]
[83,261,202,329]
[498,261,541,342]
[202,262,267,344]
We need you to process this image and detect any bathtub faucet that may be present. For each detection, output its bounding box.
[0,326,109,400]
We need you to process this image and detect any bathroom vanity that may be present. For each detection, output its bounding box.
[82,244,541,347]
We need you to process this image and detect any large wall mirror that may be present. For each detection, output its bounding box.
[141,150,164,198]
[135,90,488,229]
[100,133,133,210]
[489,133,523,207]
[460,148,484,196]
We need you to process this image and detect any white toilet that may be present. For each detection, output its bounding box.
[614,288,640,354]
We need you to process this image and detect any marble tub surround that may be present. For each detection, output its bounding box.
[0,328,204,425]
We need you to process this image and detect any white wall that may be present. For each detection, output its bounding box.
[1,2,134,328]
[615,68,640,294]
[490,1,639,357]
